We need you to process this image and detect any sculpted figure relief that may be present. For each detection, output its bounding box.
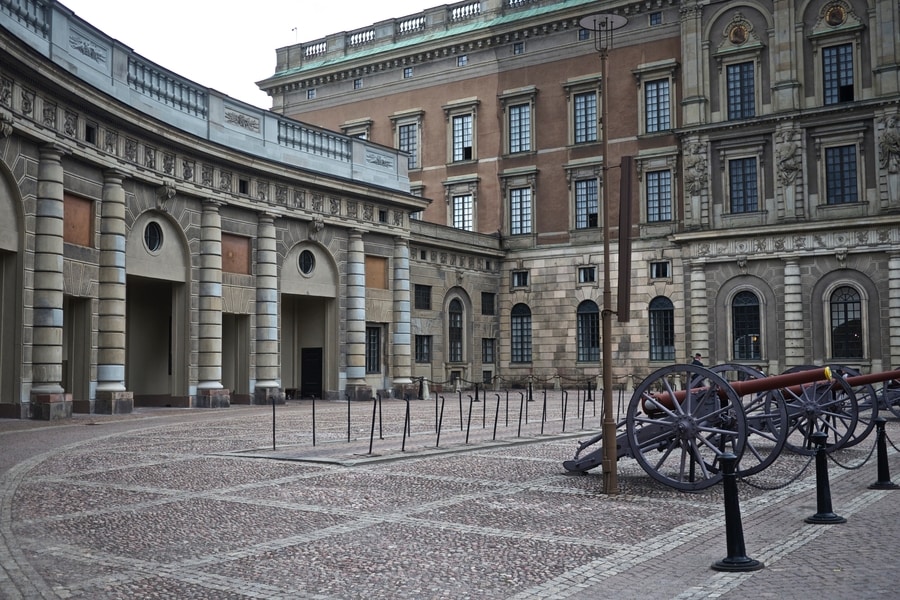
[775,131,801,187]
[683,142,708,195]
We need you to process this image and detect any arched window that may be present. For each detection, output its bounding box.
[732,291,761,360]
[649,296,674,361]
[448,298,463,362]
[511,303,532,363]
[830,286,862,358]
[576,300,600,362]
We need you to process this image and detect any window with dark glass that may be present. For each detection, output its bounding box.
[481,292,496,315]
[575,179,598,229]
[823,43,853,105]
[577,301,600,362]
[511,303,532,363]
[508,104,531,153]
[414,284,431,310]
[825,145,857,205]
[646,170,672,222]
[512,270,529,288]
[510,187,532,235]
[415,335,432,363]
[482,338,495,364]
[452,114,473,161]
[399,123,418,170]
[448,298,463,362]
[144,221,163,253]
[578,266,596,283]
[574,91,597,144]
[644,79,670,133]
[650,261,670,279]
[729,157,758,213]
[830,286,862,358]
[732,291,762,360]
[726,62,755,120]
[365,326,381,373]
[299,250,315,275]
[649,296,675,361]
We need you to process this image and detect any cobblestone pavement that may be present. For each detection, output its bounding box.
[2,395,899,599]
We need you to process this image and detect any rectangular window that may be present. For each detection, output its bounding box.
[365,326,381,373]
[457,55,468,67]
[726,62,755,120]
[650,261,671,279]
[307,88,316,99]
[414,284,431,310]
[403,67,413,79]
[481,292,496,315]
[729,158,758,213]
[452,114,473,161]
[452,194,473,231]
[415,335,432,363]
[578,266,596,283]
[823,43,853,105]
[649,12,662,26]
[482,338,495,364]
[513,41,524,55]
[575,179,598,229]
[646,170,672,222]
[510,187,532,235]
[644,79,670,133]
[398,123,418,170]
[574,91,597,144]
[353,78,363,89]
[512,270,529,288]
[825,145,858,205]
[508,103,531,153]
[578,29,590,41]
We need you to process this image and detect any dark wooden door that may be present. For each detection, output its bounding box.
[300,347,323,398]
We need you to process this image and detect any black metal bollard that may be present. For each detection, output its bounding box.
[711,453,764,572]
[805,431,847,524]
[869,417,899,490]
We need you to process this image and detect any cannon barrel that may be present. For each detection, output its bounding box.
[649,366,900,410]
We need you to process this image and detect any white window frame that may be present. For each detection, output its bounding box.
[564,75,602,146]
[443,98,479,163]
[499,86,536,156]
[341,117,372,140]
[391,109,424,171]
[632,59,677,135]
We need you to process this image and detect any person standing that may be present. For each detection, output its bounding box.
[691,353,703,366]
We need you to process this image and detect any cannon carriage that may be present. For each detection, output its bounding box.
[564,364,900,491]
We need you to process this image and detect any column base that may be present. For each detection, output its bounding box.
[195,388,231,408]
[346,384,372,402]
[253,386,285,405]
[31,392,73,421]
[91,391,134,414]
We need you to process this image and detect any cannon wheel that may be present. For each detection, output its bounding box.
[710,364,788,477]
[625,364,746,491]
[828,366,878,447]
[781,367,858,455]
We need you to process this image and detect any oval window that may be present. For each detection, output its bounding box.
[144,221,163,253]
[299,249,316,275]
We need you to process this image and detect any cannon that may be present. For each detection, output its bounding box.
[564,363,900,491]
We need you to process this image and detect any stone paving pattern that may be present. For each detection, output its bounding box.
[1,396,899,599]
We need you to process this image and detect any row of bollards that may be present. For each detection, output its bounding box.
[713,418,897,572]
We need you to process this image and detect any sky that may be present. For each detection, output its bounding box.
[61,0,436,108]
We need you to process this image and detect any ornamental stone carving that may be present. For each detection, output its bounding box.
[775,130,801,187]
[683,142,708,195]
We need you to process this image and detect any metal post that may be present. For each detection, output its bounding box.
[580,12,627,495]
[869,417,900,489]
[712,453,764,572]
[805,431,847,524]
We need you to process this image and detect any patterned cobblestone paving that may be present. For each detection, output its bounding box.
[2,399,898,599]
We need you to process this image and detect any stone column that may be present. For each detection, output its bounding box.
[197,199,229,407]
[689,260,709,363]
[30,144,70,419]
[391,236,413,396]
[888,253,900,369]
[95,169,133,414]
[346,229,369,400]
[783,258,804,371]
[253,213,282,404]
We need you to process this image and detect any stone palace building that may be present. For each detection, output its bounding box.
[1,0,899,419]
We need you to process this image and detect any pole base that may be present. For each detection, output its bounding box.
[711,556,764,572]
[868,481,900,490]
[804,512,846,524]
